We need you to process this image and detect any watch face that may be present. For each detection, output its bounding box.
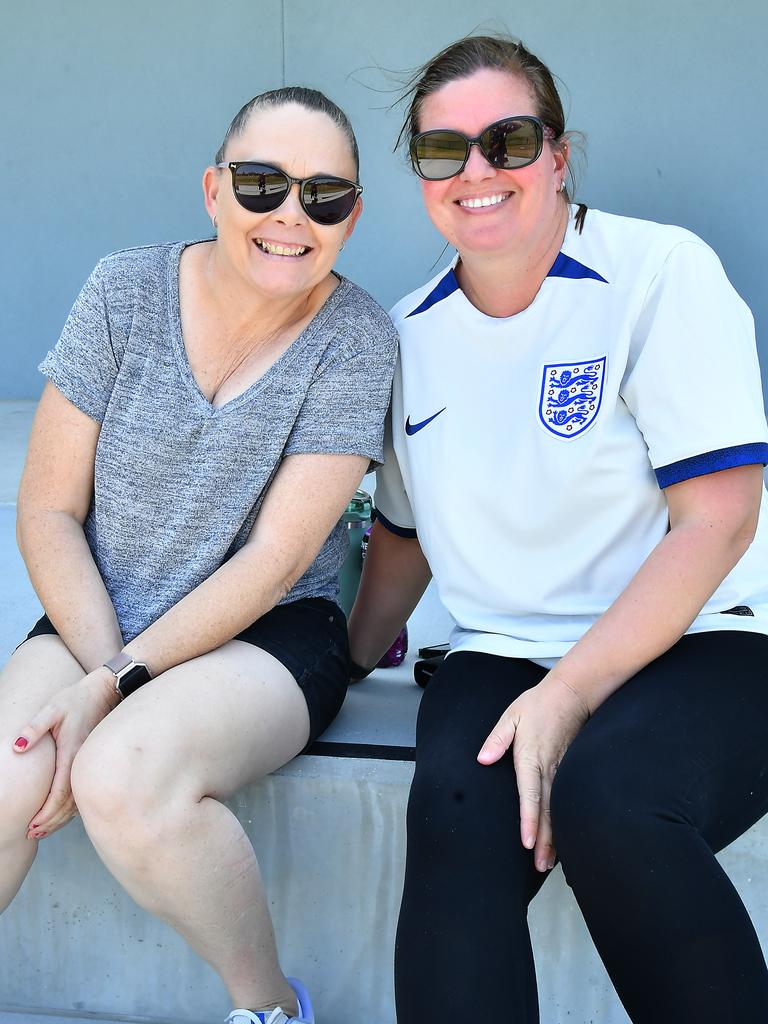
[116,663,152,697]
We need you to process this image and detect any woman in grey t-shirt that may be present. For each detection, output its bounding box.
[0,88,396,1024]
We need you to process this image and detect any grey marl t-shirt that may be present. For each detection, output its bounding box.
[39,240,398,643]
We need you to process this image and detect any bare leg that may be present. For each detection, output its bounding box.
[0,636,84,909]
[71,640,311,1014]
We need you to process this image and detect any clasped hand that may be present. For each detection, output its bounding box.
[12,667,118,839]
[477,673,591,873]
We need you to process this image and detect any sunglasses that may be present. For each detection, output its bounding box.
[410,116,555,181]
[217,161,363,226]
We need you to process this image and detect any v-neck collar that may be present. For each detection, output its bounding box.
[166,240,351,417]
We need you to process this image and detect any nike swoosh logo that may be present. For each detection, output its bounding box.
[405,407,446,435]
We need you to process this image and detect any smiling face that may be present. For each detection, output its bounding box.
[204,102,362,300]
[415,68,567,262]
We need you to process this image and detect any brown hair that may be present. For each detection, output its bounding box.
[396,34,578,204]
[215,86,360,180]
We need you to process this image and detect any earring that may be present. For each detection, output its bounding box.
[559,180,567,192]
[212,215,218,230]
[339,240,345,252]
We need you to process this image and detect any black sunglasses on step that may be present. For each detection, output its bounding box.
[217,161,363,226]
[410,115,555,181]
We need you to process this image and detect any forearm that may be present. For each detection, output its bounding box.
[552,520,754,712]
[18,509,123,673]
[120,539,291,674]
[115,451,371,676]
[348,522,432,669]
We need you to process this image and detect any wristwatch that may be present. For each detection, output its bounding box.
[103,652,153,699]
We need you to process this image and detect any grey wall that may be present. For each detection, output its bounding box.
[3,2,767,399]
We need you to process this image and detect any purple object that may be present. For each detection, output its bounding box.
[361,525,372,557]
[378,624,408,667]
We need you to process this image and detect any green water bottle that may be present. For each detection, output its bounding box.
[338,489,372,616]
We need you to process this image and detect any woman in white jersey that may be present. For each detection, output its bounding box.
[1,88,397,1024]
[349,35,768,1023]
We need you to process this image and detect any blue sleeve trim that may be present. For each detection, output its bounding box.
[656,442,768,488]
[376,510,418,539]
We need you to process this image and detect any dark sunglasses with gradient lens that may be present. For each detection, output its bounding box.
[218,161,363,226]
[409,116,555,181]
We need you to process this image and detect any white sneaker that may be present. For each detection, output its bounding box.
[226,977,315,1024]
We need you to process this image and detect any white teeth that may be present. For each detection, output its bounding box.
[255,238,307,257]
[458,193,510,209]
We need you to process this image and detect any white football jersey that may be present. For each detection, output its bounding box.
[375,207,768,661]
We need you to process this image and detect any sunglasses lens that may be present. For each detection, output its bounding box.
[485,118,541,168]
[301,178,359,225]
[231,163,289,212]
[412,132,469,180]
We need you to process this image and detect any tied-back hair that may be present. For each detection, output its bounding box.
[215,86,360,180]
[395,33,586,223]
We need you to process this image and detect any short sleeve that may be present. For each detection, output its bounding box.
[620,240,768,488]
[283,327,397,463]
[374,408,417,537]
[38,261,119,423]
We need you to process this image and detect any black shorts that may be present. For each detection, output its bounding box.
[22,597,350,747]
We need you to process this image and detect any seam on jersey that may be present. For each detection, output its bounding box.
[94,260,121,373]
[655,442,768,488]
[624,239,730,397]
[633,239,715,332]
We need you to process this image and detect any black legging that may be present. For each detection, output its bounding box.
[395,631,768,1023]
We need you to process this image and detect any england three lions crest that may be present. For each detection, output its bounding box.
[539,357,607,439]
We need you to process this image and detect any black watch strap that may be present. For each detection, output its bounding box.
[104,652,153,699]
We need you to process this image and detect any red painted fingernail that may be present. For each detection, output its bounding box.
[14,737,28,750]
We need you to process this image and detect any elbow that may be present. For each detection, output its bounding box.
[277,563,303,603]
[731,512,759,558]
[731,490,762,556]
[16,509,47,568]
[16,504,80,564]
[714,503,760,566]
[16,504,34,560]
[15,515,24,557]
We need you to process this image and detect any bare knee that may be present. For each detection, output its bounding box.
[72,729,153,823]
[72,730,191,858]
[0,637,84,840]
[0,739,56,843]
